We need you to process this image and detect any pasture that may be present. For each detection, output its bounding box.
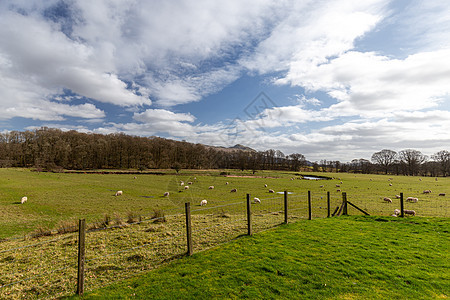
[0,168,449,298]
[0,168,448,239]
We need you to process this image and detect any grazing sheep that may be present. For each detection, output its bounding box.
[394,209,401,216]
[439,193,446,196]
[231,188,237,192]
[184,186,190,190]
[419,178,422,181]
[268,189,275,193]
[225,182,229,185]
[254,197,261,204]
[435,177,438,181]
[383,197,392,203]
[180,182,184,186]
[188,182,193,185]
[336,189,341,192]
[423,190,432,194]
[115,190,123,196]
[370,178,372,181]
[340,181,343,184]
[209,186,214,189]
[395,195,401,199]
[389,183,393,186]
[404,209,416,216]
[406,197,418,203]
[21,196,27,204]
[200,199,207,206]
[264,184,267,187]
[391,214,398,217]
[320,185,324,188]
[336,184,340,187]
[133,176,137,179]
[163,192,170,197]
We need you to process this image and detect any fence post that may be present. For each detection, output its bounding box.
[284,191,288,224]
[77,219,86,296]
[400,192,404,218]
[342,192,348,216]
[308,191,312,220]
[247,194,252,235]
[185,202,193,256]
[327,191,331,218]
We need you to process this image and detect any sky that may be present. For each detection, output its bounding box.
[1,0,450,162]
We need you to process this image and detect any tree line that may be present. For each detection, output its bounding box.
[0,128,448,176]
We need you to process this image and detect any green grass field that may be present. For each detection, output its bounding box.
[0,168,449,299]
[0,168,449,238]
[75,216,449,300]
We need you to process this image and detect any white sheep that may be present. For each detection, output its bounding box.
[336,184,340,187]
[164,192,170,197]
[406,197,418,203]
[187,182,193,185]
[383,197,392,203]
[200,199,207,206]
[404,209,416,216]
[225,182,229,185]
[115,190,123,196]
[423,190,432,194]
[389,183,393,186]
[320,185,324,188]
[230,188,237,192]
[340,181,343,184]
[208,186,214,189]
[268,189,275,193]
[395,195,401,199]
[336,189,341,192]
[439,193,446,196]
[264,184,267,187]
[184,186,190,190]
[394,209,401,216]
[180,182,184,186]
[254,197,261,204]
[391,214,398,217]
[21,196,27,204]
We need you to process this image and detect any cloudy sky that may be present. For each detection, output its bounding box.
[1,0,449,162]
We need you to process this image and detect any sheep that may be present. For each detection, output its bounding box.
[340,181,343,184]
[389,183,393,186]
[336,184,340,187]
[406,197,418,203]
[336,189,341,192]
[254,197,261,204]
[133,176,137,179]
[21,196,27,204]
[264,184,267,187]
[163,192,170,197]
[383,197,392,203]
[404,209,416,216]
[115,190,123,196]
[200,199,207,206]
[423,190,432,194]
[268,189,275,193]
[419,178,422,181]
[394,209,401,216]
[225,182,229,185]
[187,182,193,185]
[180,182,184,186]
[391,214,398,217]
[209,186,214,189]
[395,195,401,199]
[320,185,324,188]
[439,193,446,196]
[435,177,438,181]
[231,188,237,192]
[184,186,190,190]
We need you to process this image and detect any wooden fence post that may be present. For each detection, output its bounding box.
[342,192,348,216]
[327,191,331,218]
[247,194,252,235]
[284,191,288,224]
[185,202,193,256]
[77,219,86,296]
[400,193,404,218]
[308,191,312,220]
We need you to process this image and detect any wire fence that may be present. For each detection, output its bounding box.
[0,190,448,299]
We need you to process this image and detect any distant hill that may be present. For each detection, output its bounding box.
[205,144,256,153]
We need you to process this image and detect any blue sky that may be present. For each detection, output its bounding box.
[1,0,449,162]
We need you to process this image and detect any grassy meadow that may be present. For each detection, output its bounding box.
[0,168,449,238]
[0,168,449,299]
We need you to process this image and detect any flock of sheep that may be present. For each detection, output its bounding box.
[19,175,444,218]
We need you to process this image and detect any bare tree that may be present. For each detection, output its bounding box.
[288,153,306,171]
[398,149,427,176]
[371,149,397,174]
[431,150,450,177]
